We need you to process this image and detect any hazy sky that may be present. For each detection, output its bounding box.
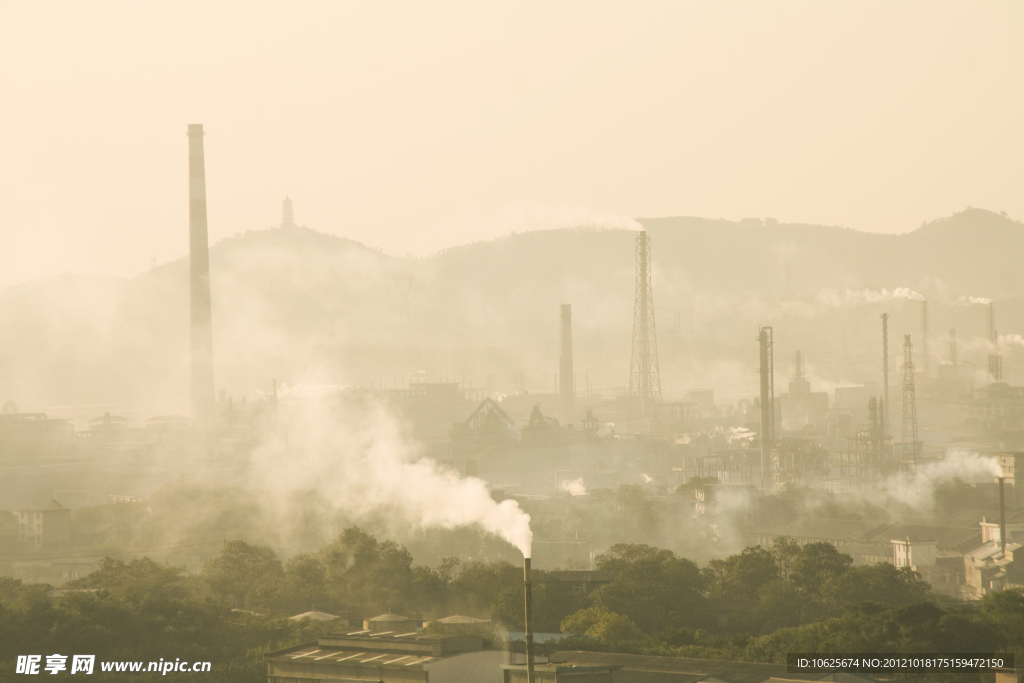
[1,2,1021,287]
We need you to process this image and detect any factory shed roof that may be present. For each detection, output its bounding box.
[438,615,491,624]
[289,610,342,621]
[265,632,500,683]
[752,518,879,543]
[864,523,981,551]
[547,652,890,683]
[547,571,619,582]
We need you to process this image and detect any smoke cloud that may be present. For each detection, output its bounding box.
[951,295,992,306]
[249,393,533,557]
[560,478,587,496]
[814,287,924,307]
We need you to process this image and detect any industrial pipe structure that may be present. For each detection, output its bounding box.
[187,124,215,427]
[758,326,774,491]
[999,477,1007,557]
[560,304,574,414]
[523,558,535,683]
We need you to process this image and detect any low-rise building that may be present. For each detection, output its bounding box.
[265,631,500,683]
[16,501,71,551]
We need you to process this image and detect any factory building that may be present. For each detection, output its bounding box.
[264,631,501,683]
[778,351,829,432]
[0,407,74,457]
[16,501,72,551]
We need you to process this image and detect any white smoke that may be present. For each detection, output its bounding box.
[799,448,1003,513]
[951,295,992,306]
[872,448,1001,509]
[560,478,587,496]
[249,395,533,557]
[999,334,1024,348]
[815,287,924,307]
[727,426,756,443]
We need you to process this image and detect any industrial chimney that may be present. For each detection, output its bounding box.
[999,477,1007,557]
[560,304,574,414]
[188,124,215,428]
[758,326,774,490]
[523,558,535,683]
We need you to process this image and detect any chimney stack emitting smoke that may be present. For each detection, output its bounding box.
[560,304,574,414]
[187,124,215,427]
[881,313,890,436]
[758,326,774,490]
[524,558,535,683]
[999,476,1007,557]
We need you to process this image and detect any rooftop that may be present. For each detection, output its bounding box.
[548,651,869,683]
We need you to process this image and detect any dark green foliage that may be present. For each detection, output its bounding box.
[493,569,587,632]
[789,542,853,593]
[702,546,779,600]
[202,540,284,608]
[589,543,706,633]
[4,526,1024,682]
[825,563,931,607]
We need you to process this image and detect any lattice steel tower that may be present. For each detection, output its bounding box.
[629,231,662,414]
[901,335,919,467]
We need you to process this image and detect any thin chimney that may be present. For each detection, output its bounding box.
[999,476,1007,556]
[188,124,215,427]
[560,304,574,413]
[523,558,535,683]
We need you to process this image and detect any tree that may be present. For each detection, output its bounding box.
[770,536,801,582]
[825,563,931,607]
[722,546,780,600]
[203,540,284,608]
[279,553,329,613]
[67,557,188,605]
[492,570,587,632]
[789,542,852,594]
[590,544,706,633]
[560,605,648,648]
[449,560,520,615]
[319,527,417,612]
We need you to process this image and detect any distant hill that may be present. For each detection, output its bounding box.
[1,209,1021,414]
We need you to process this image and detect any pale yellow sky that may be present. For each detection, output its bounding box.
[0,1,1021,287]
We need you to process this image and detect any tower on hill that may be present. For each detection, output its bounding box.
[281,197,296,229]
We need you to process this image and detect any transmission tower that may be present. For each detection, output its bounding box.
[628,231,661,415]
[901,335,919,468]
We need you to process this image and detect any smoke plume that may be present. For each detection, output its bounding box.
[249,391,533,557]
[815,287,924,307]
[560,478,587,496]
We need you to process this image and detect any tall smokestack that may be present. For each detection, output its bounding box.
[560,304,574,414]
[881,313,889,436]
[758,326,774,490]
[523,558,535,683]
[188,124,215,428]
[999,477,1007,556]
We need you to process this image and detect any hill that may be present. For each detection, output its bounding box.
[1,209,1021,414]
